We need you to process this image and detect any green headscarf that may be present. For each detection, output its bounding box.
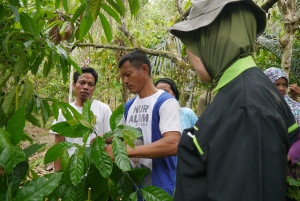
[179,3,257,85]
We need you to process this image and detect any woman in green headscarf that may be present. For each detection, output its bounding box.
[170,0,298,200]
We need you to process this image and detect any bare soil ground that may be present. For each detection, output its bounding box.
[20,117,55,176]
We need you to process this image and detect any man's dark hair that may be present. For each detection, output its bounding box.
[118,50,152,76]
[73,67,98,84]
[154,78,180,100]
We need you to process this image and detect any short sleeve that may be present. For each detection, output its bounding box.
[159,98,181,134]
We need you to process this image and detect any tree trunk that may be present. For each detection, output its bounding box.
[278,0,299,77]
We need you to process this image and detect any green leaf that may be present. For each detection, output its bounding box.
[110,104,124,131]
[63,102,82,120]
[6,106,26,145]
[55,101,73,120]
[59,148,70,171]
[56,46,68,61]
[14,172,64,201]
[69,151,85,186]
[99,12,112,42]
[22,0,28,8]
[22,132,33,144]
[40,99,50,126]
[10,161,29,195]
[55,0,61,9]
[79,11,93,39]
[14,52,26,76]
[91,136,113,178]
[8,4,20,22]
[8,0,21,7]
[0,129,26,174]
[128,168,150,185]
[91,0,102,20]
[50,121,92,138]
[23,143,46,158]
[0,73,11,90]
[44,141,73,164]
[43,54,53,77]
[101,4,121,24]
[52,102,59,120]
[107,0,124,16]
[140,186,172,201]
[129,192,138,201]
[112,137,131,171]
[26,114,41,127]
[31,52,45,75]
[82,98,92,121]
[3,86,16,114]
[25,78,34,103]
[63,0,69,13]
[68,57,82,74]
[20,13,40,38]
[71,3,86,24]
[35,0,41,11]
[128,0,139,16]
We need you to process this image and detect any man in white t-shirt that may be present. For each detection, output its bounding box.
[105,50,181,196]
[50,67,112,171]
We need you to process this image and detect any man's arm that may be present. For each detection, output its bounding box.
[105,131,180,160]
[54,134,65,172]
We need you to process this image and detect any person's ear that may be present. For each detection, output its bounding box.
[140,64,149,76]
[72,82,76,90]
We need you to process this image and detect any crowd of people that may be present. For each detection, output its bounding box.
[50,0,300,200]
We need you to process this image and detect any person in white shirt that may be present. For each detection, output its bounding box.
[50,67,112,171]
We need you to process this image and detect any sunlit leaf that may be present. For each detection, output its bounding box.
[50,121,92,138]
[69,57,82,75]
[128,0,139,17]
[52,102,59,120]
[112,137,131,171]
[0,129,26,174]
[82,98,92,122]
[35,0,41,11]
[6,106,26,145]
[99,12,112,42]
[106,0,124,16]
[69,150,85,186]
[101,4,121,24]
[110,104,124,131]
[55,0,61,9]
[63,0,69,13]
[8,4,20,22]
[20,13,39,38]
[44,141,73,164]
[3,86,16,114]
[71,3,86,24]
[91,0,102,21]
[14,172,64,201]
[79,11,93,39]
[141,186,172,201]
[59,148,70,171]
[91,136,113,178]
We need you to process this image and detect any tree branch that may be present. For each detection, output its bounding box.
[74,43,192,70]
[175,0,184,15]
[118,17,139,47]
[175,7,191,23]
[261,0,279,13]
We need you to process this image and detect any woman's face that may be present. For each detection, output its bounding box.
[274,78,288,97]
[155,82,176,97]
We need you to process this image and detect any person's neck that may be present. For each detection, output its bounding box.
[138,84,158,98]
[75,99,92,107]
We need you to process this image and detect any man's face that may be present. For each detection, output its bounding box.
[73,73,96,103]
[119,61,147,94]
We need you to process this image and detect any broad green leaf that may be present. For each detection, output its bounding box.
[112,137,131,171]
[24,40,33,49]
[25,78,33,103]
[68,57,82,75]
[30,169,40,180]
[55,0,61,9]
[128,168,150,185]
[287,176,300,186]
[5,106,26,145]
[8,0,20,7]
[31,52,45,75]
[59,148,70,171]
[110,104,125,131]
[40,99,50,126]
[123,125,142,138]
[128,0,139,17]
[85,0,91,19]
[0,73,11,89]
[69,151,85,186]
[50,121,92,138]
[107,0,124,16]
[8,4,20,22]
[140,186,172,201]
[61,185,76,201]
[129,192,138,201]
[23,143,46,158]
[101,4,121,24]
[14,172,64,201]
[63,102,82,120]
[91,136,113,178]
[63,0,69,13]
[14,52,26,76]
[44,141,73,164]
[79,11,93,39]
[82,98,92,121]
[103,130,113,139]
[26,114,41,127]
[99,12,112,42]
[3,86,16,114]
[52,102,59,120]
[10,161,29,195]
[71,3,86,24]
[115,0,125,16]
[91,0,102,20]
[43,54,53,77]
[35,0,41,11]
[22,132,33,144]
[109,165,133,199]
[0,129,26,173]
[56,46,68,61]
[184,0,191,10]
[79,118,93,129]
[20,13,39,38]
[55,101,73,120]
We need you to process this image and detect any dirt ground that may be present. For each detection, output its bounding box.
[21,118,55,176]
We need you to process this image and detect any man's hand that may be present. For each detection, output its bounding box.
[105,144,114,161]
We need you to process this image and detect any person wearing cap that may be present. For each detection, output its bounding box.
[170,0,299,200]
[154,78,198,133]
